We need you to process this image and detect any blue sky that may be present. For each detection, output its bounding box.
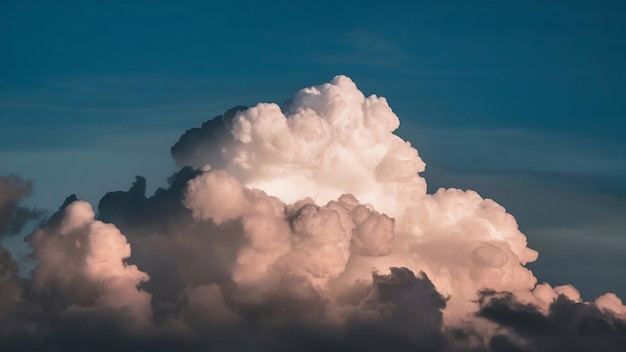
[1,1,625,299]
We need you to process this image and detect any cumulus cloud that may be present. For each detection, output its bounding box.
[172,76,425,216]
[27,200,152,326]
[0,76,624,351]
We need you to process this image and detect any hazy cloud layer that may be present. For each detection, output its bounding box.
[0,175,43,238]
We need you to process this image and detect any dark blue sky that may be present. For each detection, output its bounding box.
[1,1,625,299]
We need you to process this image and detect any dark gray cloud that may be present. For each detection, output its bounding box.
[0,175,41,318]
[0,246,21,316]
[478,291,626,352]
[0,265,461,352]
[170,106,248,169]
[0,175,43,237]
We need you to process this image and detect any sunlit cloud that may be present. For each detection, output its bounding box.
[0,76,624,351]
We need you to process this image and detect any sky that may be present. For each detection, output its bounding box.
[1,0,625,305]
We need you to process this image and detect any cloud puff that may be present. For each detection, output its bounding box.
[27,200,151,326]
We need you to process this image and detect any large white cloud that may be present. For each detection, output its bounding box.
[1,76,625,351]
[176,76,582,322]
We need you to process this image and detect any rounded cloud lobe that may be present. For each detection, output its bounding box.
[27,200,151,326]
[0,76,624,351]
